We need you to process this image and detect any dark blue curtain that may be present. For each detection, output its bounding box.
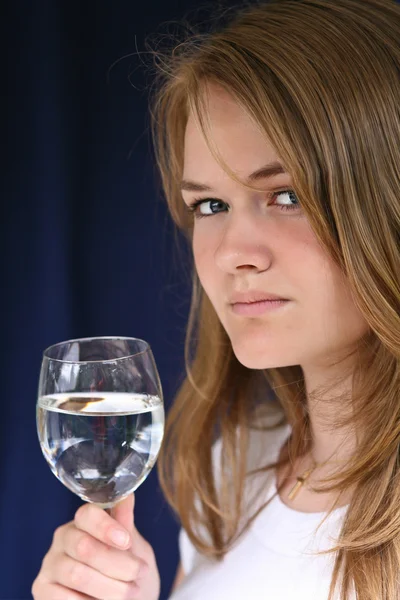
[2,1,205,597]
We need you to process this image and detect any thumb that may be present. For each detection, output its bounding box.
[109,493,135,537]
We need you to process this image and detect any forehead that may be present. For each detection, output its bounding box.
[183,86,281,181]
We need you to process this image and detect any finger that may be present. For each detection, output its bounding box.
[110,494,148,557]
[74,504,131,550]
[55,554,139,600]
[109,493,135,534]
[32,578,94,600]
[64,526,147,582]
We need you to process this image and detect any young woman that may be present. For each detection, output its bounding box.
[32,0,400,598]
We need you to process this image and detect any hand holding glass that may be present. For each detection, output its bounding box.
[36,337,164,508]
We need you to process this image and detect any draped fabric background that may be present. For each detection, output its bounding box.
[2,1,213,597]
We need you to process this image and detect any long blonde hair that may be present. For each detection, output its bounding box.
[148,1,400,598]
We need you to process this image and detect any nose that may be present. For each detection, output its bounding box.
[214,212,272,274]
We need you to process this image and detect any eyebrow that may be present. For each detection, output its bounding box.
[180,161,288,192]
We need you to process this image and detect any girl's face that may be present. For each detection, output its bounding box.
[181,85,369,371]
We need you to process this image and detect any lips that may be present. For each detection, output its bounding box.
[229,291,289,304]
[230,298,290,317]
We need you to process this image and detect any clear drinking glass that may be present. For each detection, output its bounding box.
[36,336,164,509]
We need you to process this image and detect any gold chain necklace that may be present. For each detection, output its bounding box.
[287,453,345,501]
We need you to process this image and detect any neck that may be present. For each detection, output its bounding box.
[302,364,357,465]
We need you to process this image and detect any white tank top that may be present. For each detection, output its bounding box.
[169,413,353,600]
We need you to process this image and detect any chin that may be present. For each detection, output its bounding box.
[230,339,294,370]
[233,353,290,370]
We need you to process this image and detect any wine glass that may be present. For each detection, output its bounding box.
[36,336,164,509]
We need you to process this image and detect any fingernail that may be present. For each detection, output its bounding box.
[110,529,130,547]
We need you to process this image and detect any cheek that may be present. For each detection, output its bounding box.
[192,229,214,284]
[325,278,369,341]
[192,231,225,319]
[295,248,370,351]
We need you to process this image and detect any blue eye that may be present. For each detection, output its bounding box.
[185,198,228,219]
[272,190,300,212]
